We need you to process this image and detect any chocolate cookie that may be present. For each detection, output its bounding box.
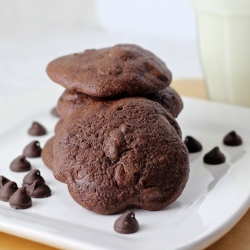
[54,119,64,135]
[53,98,189,215]
[57,89,112,120]
[57,87,182,120]
[46,44,172,98]
[41,136,55,170]
[146,87,183,118]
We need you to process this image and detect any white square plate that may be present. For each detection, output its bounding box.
[1,86,250,250]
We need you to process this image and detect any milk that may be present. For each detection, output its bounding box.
[192,0,250,106]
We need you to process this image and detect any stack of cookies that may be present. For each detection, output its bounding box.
[42,44,189,215]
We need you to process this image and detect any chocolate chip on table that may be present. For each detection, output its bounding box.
[9,155,31,172]
[9,187,32,209]
[114,211,139,234]
[223,131,242,146]
[0,176,10,188]
[184,136,202,153]
[28,122,47,136]
[22,169,45,187]
[23,141,42,158]
[203,147,226,165]
[51,107,60,117]
[26,180,51,198]
[0,181,18,202]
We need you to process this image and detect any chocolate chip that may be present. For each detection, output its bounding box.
[0,181,18,202]
[51,107,60,117]
[9,187,32,209]
[0,176,10,188]
[114,211,139,234]
[26,180,51,198]
[9,155,31,172]
[184,136,202,153]
[203,147,226,165]
[28,122,47,136]
[22,169,45,187]
[103,128,126,160]
[23,141,42,158]
[223,131,242,146]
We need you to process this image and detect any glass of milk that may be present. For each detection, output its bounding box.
[191,0,250,106]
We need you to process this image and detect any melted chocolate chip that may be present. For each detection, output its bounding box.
[0,176,10,188]
[23,141,42,158]
[203,147,226,165]
[26,180,51,198]
[9,155,31,172]
[51,107,60,117]
[223,131,242,146]
[9,187,32,209]
[184,136,202,153]
[114,211,139,234]
[22,169,45,187]
[0,181,18,202]
[28,122,47,136]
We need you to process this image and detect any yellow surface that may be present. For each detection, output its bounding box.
[171,78,208,100]
[0,79,249,250]
[0,232,57,250]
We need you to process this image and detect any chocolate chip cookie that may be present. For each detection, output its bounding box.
[46,44,172,98]
[41,136,55,170]
[57,87,182,120]
[54,118,64,135]
[147,87,183,118]
[53,98,189,214]
[57,89,112,120]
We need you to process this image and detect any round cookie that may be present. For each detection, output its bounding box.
[53,98,189,215]
[57,87,182,120]
[41,136,55,170]
[46,44,172,98]
[54,118,64,135]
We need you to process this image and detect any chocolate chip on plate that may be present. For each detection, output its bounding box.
[10,155,31,172]
[9,187,32,209]
[28,122,47,136]
[184,136,202,153]
[0,176,10,188]
[26,180,51,198]
[0,181,18,202]
[223,131,242,146]
[203,147,226,165]
[22,169,45,187]
[51,107,60,117]
[23,141,42,158]
[114,211,139,234]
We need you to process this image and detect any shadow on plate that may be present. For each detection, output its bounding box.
[204,162,231,192]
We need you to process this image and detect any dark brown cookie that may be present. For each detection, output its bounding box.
[53,98,189,215]
[46,44,172,98]
[57,87,182,120]
[41,136,55,170]
[146,87,183,118]
[54,119,64,135]
[57,89,112,120]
